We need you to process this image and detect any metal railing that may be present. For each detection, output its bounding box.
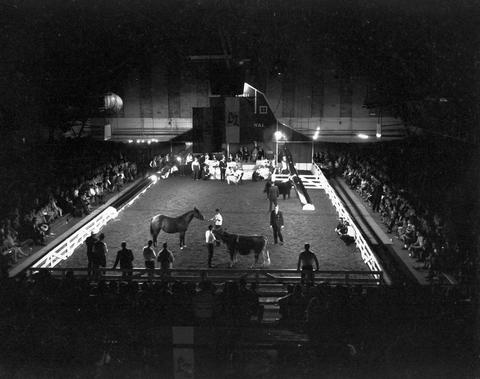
[26,267,384,286]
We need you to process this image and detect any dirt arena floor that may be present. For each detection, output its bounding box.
[59,176,367,271]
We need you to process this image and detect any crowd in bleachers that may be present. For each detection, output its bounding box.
[0,273,265,363]
[313,136,477,286]
[0,272,472,369]
[278,280,472,367]
[0,139,144,272]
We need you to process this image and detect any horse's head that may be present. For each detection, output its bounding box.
[193,207,205,220]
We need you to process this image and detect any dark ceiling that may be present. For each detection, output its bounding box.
[0,0,478,138]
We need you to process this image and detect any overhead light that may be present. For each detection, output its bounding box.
[357,134,369,139]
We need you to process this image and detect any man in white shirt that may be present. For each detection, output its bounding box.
[205,225,217,268]
[210,209,223,229]
[143,240,156,278]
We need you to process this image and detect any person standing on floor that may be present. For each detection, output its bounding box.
[85,232,97,278]
[92,233,108,281]
[297,243,319,285]
[191,157,201,180]
[112,241,134,280]
[205,225,217,268]
[143,240,156,278]
[270,205,284,244]
[219,157,227,182]
[157,242,174,273]
[268,181,279,211]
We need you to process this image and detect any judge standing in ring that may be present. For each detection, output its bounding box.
[270,205,284,244]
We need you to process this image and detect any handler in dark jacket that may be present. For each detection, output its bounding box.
[92,233,108,280]
[270,205,284,244]
[112,241,134,280]
[268,182,280,211]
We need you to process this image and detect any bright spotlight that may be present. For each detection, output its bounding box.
[376,133,382,138]
[149,174,158,183]
[274,131,284,141]
[357,134,369,139]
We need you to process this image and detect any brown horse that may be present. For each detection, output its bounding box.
[150,207,204,249]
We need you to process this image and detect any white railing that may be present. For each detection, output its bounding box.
[312,162,384,275]
[299,175,324,189]
[32,206,119,269]
[30,179,157,271]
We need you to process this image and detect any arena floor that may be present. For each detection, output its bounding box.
[59,176,367,271]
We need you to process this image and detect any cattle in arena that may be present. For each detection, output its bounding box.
[213,228,270,267]
[276,179,293,200]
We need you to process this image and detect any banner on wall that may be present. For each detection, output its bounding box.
[225,97,240,143]
[225,97,240,128]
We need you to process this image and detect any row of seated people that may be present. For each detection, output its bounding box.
[0,159,139,272]
[1,272,263,328]
[0,274,471,366]
[314,144,474,286]
[278,282,470,351]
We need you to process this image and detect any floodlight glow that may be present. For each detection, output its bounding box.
[357,134,369,139]
[376,133,382,138]
[127,140,133,143]
[149,174,158,183]
[274,131,284,141]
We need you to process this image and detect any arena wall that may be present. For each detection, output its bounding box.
[105,63,406,143]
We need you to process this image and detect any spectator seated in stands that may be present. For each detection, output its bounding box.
[226,167,243,185]
[278,284,294,322]
[201,164,211,180]
[192,280,216,325]
[1,229,29,264]
[30,218,46,246]
[400,220,416,249]
[238,279,264,324]
[252,161,272,182]
[285,284,308,328]
[335,218,356,245]
[408,231,426,260]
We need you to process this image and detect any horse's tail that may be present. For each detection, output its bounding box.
[262,237,271,266]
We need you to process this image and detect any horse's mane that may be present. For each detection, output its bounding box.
[179,208,196,218]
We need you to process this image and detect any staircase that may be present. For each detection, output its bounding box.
[257,284,287,324]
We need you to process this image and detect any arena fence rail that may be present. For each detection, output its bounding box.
[311,162,387,282]
[26,267,384,286]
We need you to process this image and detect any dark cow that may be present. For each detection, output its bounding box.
[276,179,293,200]
[213,228,270,267]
